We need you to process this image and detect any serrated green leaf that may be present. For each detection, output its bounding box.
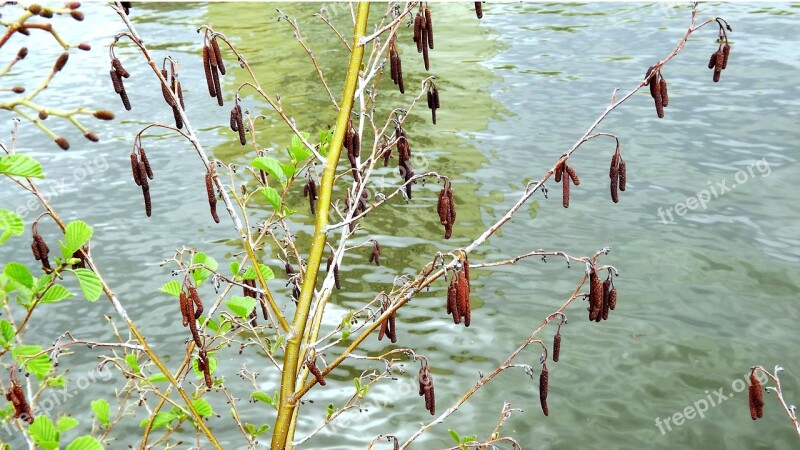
[226,296,256,320]
[56,416,79,432]
[72,269,101,302]
[12,345,51,379]
[125,354,140,374]
[91,399,110,427]
[4,262,33,288]
[45,375,65,387]
[40,284,74,303]
[146,373,169,383]
[191,252,218,285]
[250,391,273,405]
[159,280,182,297]
[281,162,296,180]
[261,186,282,211]
[0,320,14,346]
[0,154,43,178]
[241,264,275,281]
[65,435,103,450]
[29,416,58,450]
[0,209,24,245]
[192,398,213,417]
[288,134,312,162]
[229,261,240,277]
[139,411,177,430]
[63,221,92,255]
[252,157,287,185]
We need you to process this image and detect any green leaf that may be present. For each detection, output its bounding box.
[159,280,182,297]
[56,416,79,432]
[139,411,177,430]
[4,262,33,288]
[29,416,58,450]
[241,264,275,281]
[0,320,15,346]
[40,284,74,303]
[326,403,335,419]
[250,391,272,404]
[229,261,240,277]
[146,373,169,383]
[0,154,44,178]
[191,252,218,285]
[45,375,65,387]
[252,157,287,185]
[226,296,256,320]
[125,354,140,374]
[72,269,101,302]
[463,435,478,443]
[12,345,51,379]
[449,429,461,444]
[192,398,213,417]
[281,162,296,180]
[91,399,110,427]
[65,436,104,450]
[0,209,24,246]
[192,354,217,378]
[261,186,282,211]
[288,134,312,162]
[63,221,92,255]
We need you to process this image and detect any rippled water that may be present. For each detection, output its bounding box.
[1,2,799,449]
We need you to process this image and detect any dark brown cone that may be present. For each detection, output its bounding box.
[161,69,176,107]
[413,15,422,51]
[553,332,561,362]
[11,86,24,94]
[708,52,717,69]
[475,2,483,19]
[236,110,246,145]
[205,171,220,223]
[306,360,327,386]
[378,313,388,341]
[211,37,226,75]
[422,31,430,71]
[602,279,611,321]
[721,44,730,70]
[554,162,563,183]
[120,88,131,111]
[70,10,84,20]
[111,58,129,78]
[427,90,433,109]
[566,165,580,186]
[426,8,434,49]
[78,43,90,51]
[446,187,456,226]
[540,363,549,416]
[333,264,341,289]
[54,53,68,72]
[660,78,669,108]
[17,47,28,60]
[259,296,270,321]
[230,106,239,132]
[172,106,183,129]
[609,287,617,310]
[54,137,69,150]
[589,269,602,321]
[203,45,216,98]
[618,160,627,192]
[562,167,570,208]
[749,373,764,420]
[142,183,151,217]
[139,147,153,180]
[30,236,40,261]
[110,69,123,94]
[326,253,333,273]
[211,61,223,106]
[652,79,664,118]
[131,153,142,186]
[180,291,190,327]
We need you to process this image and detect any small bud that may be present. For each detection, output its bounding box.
[38,110,48,120]
[55,137,69,150]
[17,47,28,60]
[54,53,69,72]
[84,132,99,142]
[93,110,115,120]
[78,43,91,51]
[69,10,84,21]
[12,86,25,94]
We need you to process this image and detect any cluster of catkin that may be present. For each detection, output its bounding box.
[377,296,398,343]
[368,240,381,266]
[446,258,471,326]
[30,221,51,271]
[609,147,627,203]
[708,35,731,83]
[130,144,154,217]
[588,268,617,322]
[179,284,204,347]
[748,370,764,420]
[388,35,404,94]
[230,98,246,145]
[344,120,361,182]
[109,57,131,111]
[303,176,318,215]
[426,83,441,125]
[326,251,342,290]
[159,65,185,129]
[5,379,33,424]
[412,5,434,71]
[418,363,435,415]
[437,183,456,239]
[554,160,580,208]
[196,348,212,388]
[395,126,414,199]
[202,36,226,106]
[644,66,669,118]
[204,167,220,223]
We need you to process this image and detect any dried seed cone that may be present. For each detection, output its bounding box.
[609,287,617,310]
[55,137,70,150]
[749,373,764,420]
[131,153,142,186]
[618,160,627,192]
[434,88,440,109]
[112,58,129,78]
[306,360,327,386]
[54,53,68,72]
[475,2,483,19]
[189,286,203,318]
[589,269,602,321]
[448,277,461,324]
[540,363,549,416]
[211,37,226,75]
[713,51,724,83]
[425,8,434,49]
[566,165,580,186]
[388,310,397,343]
[205,171,220,223]
[553,332,562,362]
[660,78,669,108]
[203,45,216,98]
[422,32,430,71]
[562,168,570,208]
[172,106,183,130]
[139,147,153,180]
[721,44,731,70]
[437,187,450,225]
[610,153,619,179]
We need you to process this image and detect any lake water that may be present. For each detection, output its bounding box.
[1,2,798,449]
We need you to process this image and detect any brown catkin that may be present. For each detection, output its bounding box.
[180,291,190,327]
[205,171,220,223]
[609,287,617,310]
[55,137,70,150]
[589,269,602,321]
[160,69,176,107]
[396,56,405,94]
[447,277,458,319]
[66,2,81,10]
[211,37,226,75]
[554,162,563,183]
[189,286,203,318]
[721,44,731,70]
[142,183,151,217]
[235,105,245,145]
[708,52,717,70]
[12,86,24,94]
[660,78,669,108]
[713,51,724,82]
[388,310,397,343]
[54,53,68,72]
[110,69,123,94]
[618,160,627,192]
[211,60,223,106]
[562,166,570,208]
[172,106,183,129]
[475,2,483,19]
[651,76,664,118]
[78,43,91,51]
[610,153,619,179]
[111,58,129,78]
[425,8,434,49]
[434,88,440,109]
[202,45,216,98]
[602,279,611,321]
[456,270,471,327]
[540,363,549,416]
[437,187,449,225]
[413,15,422,51]
[566,165,580,186]
[120,88,131,111]
[334,264,341,289]
[421,30,430,71]
[305,360,327,386]
[553,332,562,362]
[130,153,142,186]
[17,47,28,60]
[749,373,764,420]
[139,147,153,180]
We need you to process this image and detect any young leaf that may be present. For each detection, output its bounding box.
[0,154,44,178]
[449,429,461,445]
[192,398,213,417]
[192,354,217,377]
[0,209,24,246]
[191,252,218,285]
[225,296,256,320]
[252,157,287,185]
[63,221,92,255]
[125,354,140,374]
[288,134,312,161]
[40,284,74,303]
[261,186,282,211]
[4,262,33,288]
[72,269,102,301]
[91,399,110,427]
[56,416,79,432]
[250,391,272,404]
[0,320,15,346]
[12,345,52,379]
[65,436,104,450]
[29,416,58,450]
[138,411,177,430]
[146,373,169,383]
[159,280,182,297]
[241,264,275,281]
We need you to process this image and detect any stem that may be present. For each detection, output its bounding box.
[270,3,370,449]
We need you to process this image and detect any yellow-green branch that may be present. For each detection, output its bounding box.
[270,3,370,449]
